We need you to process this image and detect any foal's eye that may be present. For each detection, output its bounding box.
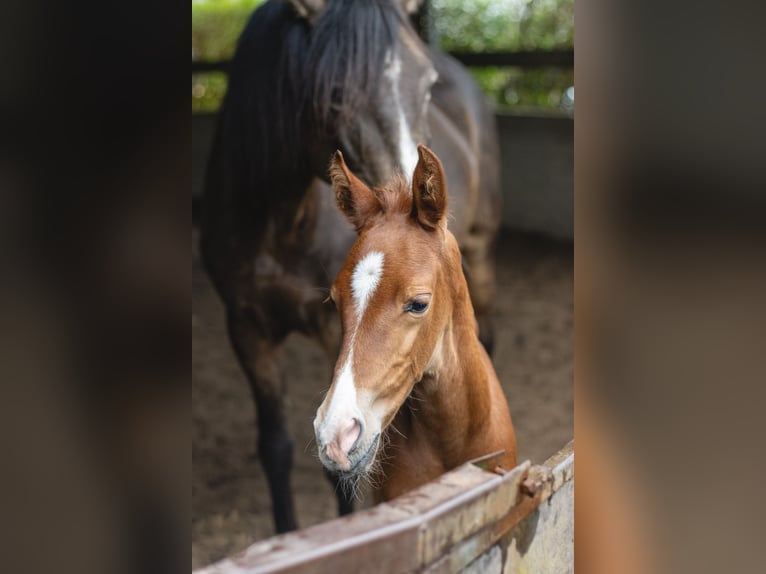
[404,299,429,314]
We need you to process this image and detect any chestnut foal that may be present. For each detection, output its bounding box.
[314,145,516,501]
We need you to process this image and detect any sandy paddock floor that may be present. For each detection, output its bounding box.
[192,229,573,568]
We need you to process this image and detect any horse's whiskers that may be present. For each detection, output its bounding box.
[389,422,407,440]
[304,436,318,455]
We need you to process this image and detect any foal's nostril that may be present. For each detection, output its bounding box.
[321,417,364,469]
[339,417,362,455]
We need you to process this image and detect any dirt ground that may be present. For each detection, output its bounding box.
[192,228,573,569]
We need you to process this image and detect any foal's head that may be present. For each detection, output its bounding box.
[314,145,465,479]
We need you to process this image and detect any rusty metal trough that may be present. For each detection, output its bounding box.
[195,441,574,574]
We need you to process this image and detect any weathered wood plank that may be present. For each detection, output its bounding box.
[194,442,574,574]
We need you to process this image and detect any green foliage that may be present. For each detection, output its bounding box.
[470,67,573,109]
[192,0,264,61]
[431,0,573,52]
[431,0,573,113]
[191,0,261,112]
[192,73,229,113]
[191,0,574,113]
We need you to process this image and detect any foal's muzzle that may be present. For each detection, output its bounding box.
[334,434,381,480]
[316,416,364,471]
[317,424,380,478]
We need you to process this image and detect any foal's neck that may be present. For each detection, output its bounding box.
[378,294,498,501]
[414,295,494,462]
[376,248,515,503]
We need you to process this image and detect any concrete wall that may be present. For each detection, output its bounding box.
[497,112,573,240]
[192,112,573,240]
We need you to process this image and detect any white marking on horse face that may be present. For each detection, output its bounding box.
[384,51,420,181]
[316,352,358,445]
[315,251,385,447]
[351,251,384,316]
[383,49,398,78]
[397,101,420,179]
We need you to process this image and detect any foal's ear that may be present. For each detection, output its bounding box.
[411,145,448,230]
[329,151,380,233]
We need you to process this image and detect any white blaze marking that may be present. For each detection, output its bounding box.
[397,103,419,179]
[321,353,357,439]
[318,251,385,444]
[384,52,419,180]
[351,251,385,315]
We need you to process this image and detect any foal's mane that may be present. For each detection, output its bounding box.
[370,174,451,246]
[213,0,409,224]
[374,173,413,216]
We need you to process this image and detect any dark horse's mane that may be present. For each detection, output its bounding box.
[208,0,407,228]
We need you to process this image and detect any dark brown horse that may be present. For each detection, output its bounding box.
[200,0,500,533]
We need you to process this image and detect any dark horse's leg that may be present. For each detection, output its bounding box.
[324,469,355,516]
[227,311,297,533]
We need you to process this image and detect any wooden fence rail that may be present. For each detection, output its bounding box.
[194,441,574,574]
[191,49,574,75]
